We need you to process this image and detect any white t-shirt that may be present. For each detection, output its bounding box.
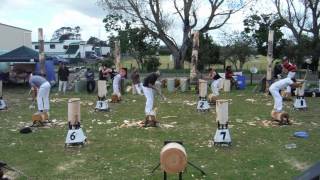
[269,78,294,91]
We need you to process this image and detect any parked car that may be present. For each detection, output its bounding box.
[50,56,70,65]
[89,54,104,60]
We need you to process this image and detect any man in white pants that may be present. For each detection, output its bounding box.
[29,74,51,112]
[209,68,222,96]
[269,78,300,112]
[142,71,161,116]
[112,68,127,97]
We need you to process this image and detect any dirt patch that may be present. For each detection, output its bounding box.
[56,159,86,171]
[283,157,309,171]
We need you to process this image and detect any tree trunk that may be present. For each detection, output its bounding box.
[114,40,121,72]
[266,30,274,92]
[190,31,199,80]
[38,28,46,76]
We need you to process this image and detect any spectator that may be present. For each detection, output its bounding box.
[273,61,282,80]
[58,63,69,94]
[225,66,238,89]
[85,68,95,93]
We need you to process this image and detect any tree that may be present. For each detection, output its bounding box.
[99,0,251,69]
[224,32,255,71]
[274,0,320,71]
[103,15,159,70]
[243,13,285,59]
[51,26,82,41]
[185,33,221,71]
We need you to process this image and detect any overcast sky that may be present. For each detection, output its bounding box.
[0,0,276,43]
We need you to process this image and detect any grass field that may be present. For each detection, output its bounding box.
[1,85,320,179]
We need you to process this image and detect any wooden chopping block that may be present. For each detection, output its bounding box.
[160,142,187,174]
[32,112,48,123]
[271,110,290,125]
[174,79,180,88]
[111,94,121,103]
[208,93,218,104]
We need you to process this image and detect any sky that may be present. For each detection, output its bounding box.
[0,0,276,44]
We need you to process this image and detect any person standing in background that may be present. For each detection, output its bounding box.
[131,67,143,95]
[58,63,69,94]
[282,56,297,97]
[85,68,95,93]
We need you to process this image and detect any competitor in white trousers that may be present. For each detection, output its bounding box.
[112,68,127,97]
[209,68,222,96]
[142,71,161,115]
[29,74,51,112]
[269,78,300,112]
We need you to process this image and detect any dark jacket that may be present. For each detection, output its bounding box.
[58,67,69,81]
[131,71,140,84]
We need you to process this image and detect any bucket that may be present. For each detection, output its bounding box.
[236,75,246,90]
[199,79,208,97]
[216,99,228,124]
[223,79,231,92]
[167,78,175,92]
[180,78,188,92]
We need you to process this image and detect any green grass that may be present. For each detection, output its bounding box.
[1,85,320,179]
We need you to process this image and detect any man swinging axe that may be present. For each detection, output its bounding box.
[142,70,166,127]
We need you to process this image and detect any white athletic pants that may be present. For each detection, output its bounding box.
[269,88,282,112]
[37,82,51,111]
[134,83,143,95]
[142,86,154,115]
[211,79,221,96]
[113,83,121,96]
[58,81,67,94]
[286,72,296,93]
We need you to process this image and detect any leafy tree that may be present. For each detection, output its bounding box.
[51,26,82,41]
[185,33,221,71]
[243,13,285,59]
[99,0,251,69]
[103,15,159,70]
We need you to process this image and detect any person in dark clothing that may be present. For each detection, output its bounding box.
[99,65,112,81]
[58,63,69,94]
[273,61,282,80]
[85,68,95,93]
[225,66,238,89]
[209,68,222,96]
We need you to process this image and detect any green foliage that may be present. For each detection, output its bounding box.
[243,13,285,58]
[103,14,159,70]
[98,58,114,68]
[143,56,161,72]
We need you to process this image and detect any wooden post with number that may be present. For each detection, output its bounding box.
[190,31,199,81]
[266,30,274,92]
[114,40,121,72]
[38,28,46,76]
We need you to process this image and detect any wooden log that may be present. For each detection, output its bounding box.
[216,99,229,124]
[180,78,188,92]
[68,98,80,126]
[98,80,107,98]
[190,31,199,81]
[208,93,218,105]
[198,79,207,97]
[32,112,48,123]
[111,94,121,103]
[0,80,2,98]
[266,30,274,92]
[38,28,46,76]
[295,79,305,96]
[114,40,121,72]
[160,142,187,174]
[271,110,289,125]
[223,79,231,92]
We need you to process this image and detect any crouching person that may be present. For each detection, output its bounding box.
[269,77,301,124]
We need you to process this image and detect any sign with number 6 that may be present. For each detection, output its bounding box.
[65,128,86,144]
